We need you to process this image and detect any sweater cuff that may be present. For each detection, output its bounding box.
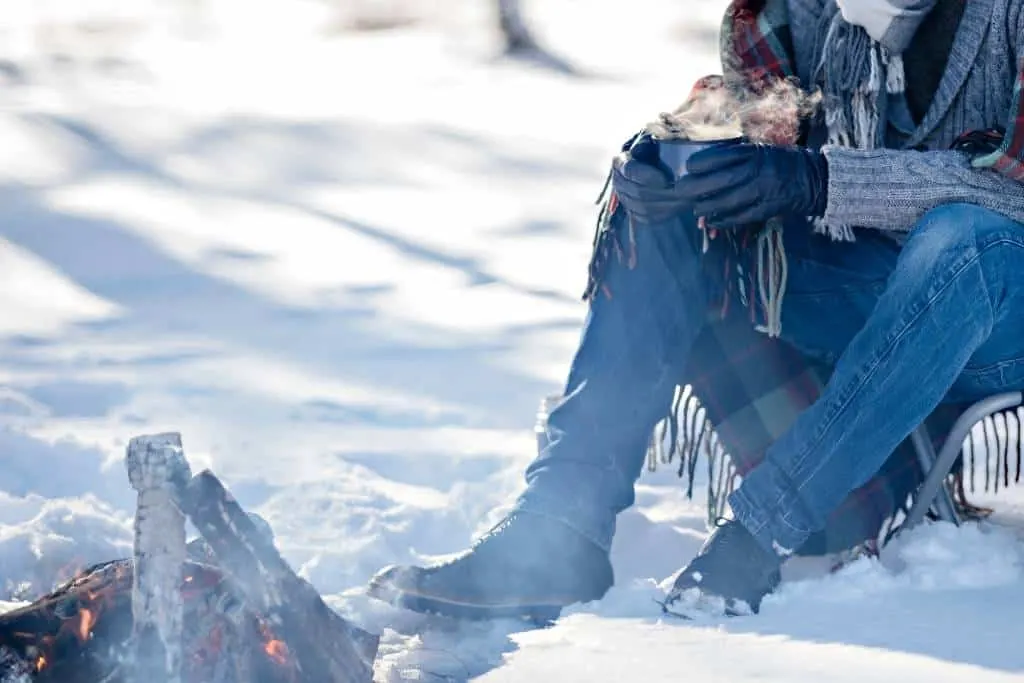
[820,145,901,235]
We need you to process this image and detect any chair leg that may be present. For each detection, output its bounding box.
[909,424,960,525]
[900,392,1024,536]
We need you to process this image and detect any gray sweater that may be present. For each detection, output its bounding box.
[787,0,1024,231]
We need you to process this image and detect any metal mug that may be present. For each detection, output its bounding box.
[654,136,743,179]
[652,136,743,251]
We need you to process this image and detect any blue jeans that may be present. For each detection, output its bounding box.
[515,203,1024,555]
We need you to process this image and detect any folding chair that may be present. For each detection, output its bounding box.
[900,391,1024,534]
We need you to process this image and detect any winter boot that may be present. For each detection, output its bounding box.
[663,520,782,618]
[367,513,614,622]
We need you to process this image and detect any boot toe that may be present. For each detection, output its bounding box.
[365,514,613,620]
[663,521,782,617]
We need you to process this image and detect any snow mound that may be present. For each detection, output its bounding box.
[776,521,1024,605]
[0,493,130,600]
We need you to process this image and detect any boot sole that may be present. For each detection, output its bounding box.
[367,581,563,625]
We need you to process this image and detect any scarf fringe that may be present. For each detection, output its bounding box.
[647,391,1024,545]
[583,169,632,302]
[754,221,788,338]
[809,12,908,248]
[886,53,905,94]
[811,215,857,241]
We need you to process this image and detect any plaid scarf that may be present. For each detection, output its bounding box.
[721,0,1024,181]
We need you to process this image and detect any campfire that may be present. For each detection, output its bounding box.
[0,433,378,683]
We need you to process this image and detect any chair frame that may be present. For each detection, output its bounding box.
[900,391,1024,535]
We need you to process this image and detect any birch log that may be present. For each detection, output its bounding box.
[126,433,191,683]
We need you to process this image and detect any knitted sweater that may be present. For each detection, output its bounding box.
[787,0,1024,231]
[903,0,965,123]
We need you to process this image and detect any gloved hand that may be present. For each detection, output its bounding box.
[609,134,688,225]
[678,143,829,228]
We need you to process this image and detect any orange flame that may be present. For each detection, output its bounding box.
[77,607,95,642]
[259,621,292,667]
[35,654,47,672]
[264,639,290,665]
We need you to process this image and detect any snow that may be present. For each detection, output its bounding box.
[0,0,1022,680]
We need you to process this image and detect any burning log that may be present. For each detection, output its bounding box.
[126,433,191,683]
[0,560,133,682]
[0,432,378,683]
[181,471,378,683]
[187,512,275,565]
[0,559,281,683]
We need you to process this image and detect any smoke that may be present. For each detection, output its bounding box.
[646,75,822,145]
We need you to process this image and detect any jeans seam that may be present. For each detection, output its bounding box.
[778,509,810,533]
[770,247,986,509]
[957,237,1023,375]
[962,357,1024,374]
[732,491,768,533]
[975,236,1024,325]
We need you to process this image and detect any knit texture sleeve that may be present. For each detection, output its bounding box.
[820,145,1024,231]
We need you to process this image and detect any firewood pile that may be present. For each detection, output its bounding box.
[0,433,379,683]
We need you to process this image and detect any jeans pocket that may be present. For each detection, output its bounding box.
[954,358,1024,400]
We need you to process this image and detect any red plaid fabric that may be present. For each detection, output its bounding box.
[721,0,797,92]
[974,74,1024,179]
[679,294,956,554]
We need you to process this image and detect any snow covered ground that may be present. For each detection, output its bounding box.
[0,1,1022,680]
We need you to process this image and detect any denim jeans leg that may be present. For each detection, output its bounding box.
[515,210,708,551]
[732,204,1024,555]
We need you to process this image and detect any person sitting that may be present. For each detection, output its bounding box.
[367,0,1024,619]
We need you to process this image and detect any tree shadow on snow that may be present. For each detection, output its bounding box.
[0,184,560,429]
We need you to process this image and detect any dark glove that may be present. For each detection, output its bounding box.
[678,143,829,228]
[609,134,688,225]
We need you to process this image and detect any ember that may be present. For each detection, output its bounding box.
[0,432,379,683]
[259,621,291,667]
[264,639,290,666]
[77,608,95,642]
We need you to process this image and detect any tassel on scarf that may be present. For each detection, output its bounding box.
[809,10,909,244]
[646,392,1024,536]
[754,220,788,338]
